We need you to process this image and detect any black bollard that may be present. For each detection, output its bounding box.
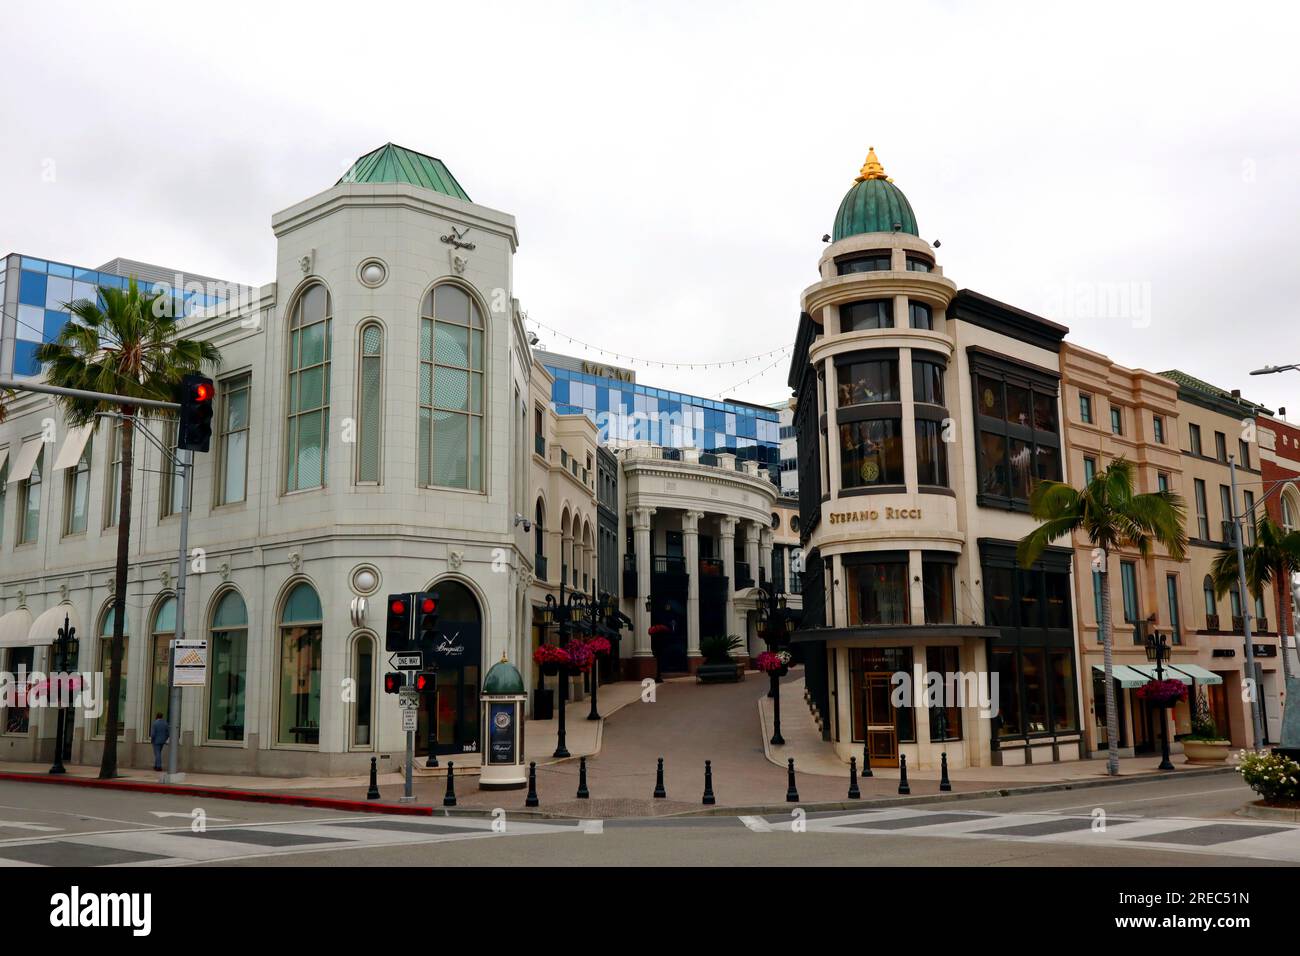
[897,754,910,795]
[366,756,380,800]
[939,751,952,792]
[576,756,590,799]
[848,756,861,799]
[653,757,667,799]
[861,739,873,778]
[702,760,716,805]
[525,761,539,808]
[443,762,457,807]
[785,758,800,803]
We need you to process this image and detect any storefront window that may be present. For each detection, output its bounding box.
[846,558,910,625]
[837,358,899,406]
[148,596,176,726]
[352,634,375,748]
[848,648,915,744]
[97,607,128,738]
[4,648,34,733]
[1049,648,1078,731]
[985,565,1015,627]
[922,559,955,624]
[207,590,248,742]
[840,419,904,488]
[1021,648,1049,733]
[992,648,1021,737]
[925,646,962,741]
[278,583,323,746]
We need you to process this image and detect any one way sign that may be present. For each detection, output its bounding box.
[390,652,423,670]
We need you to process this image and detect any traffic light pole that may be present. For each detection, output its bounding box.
[402,670,416,804]
[165,448,193,783]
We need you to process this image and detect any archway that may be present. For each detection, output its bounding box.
[416,579,483,758]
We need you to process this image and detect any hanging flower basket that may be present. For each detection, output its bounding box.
[1135,678,1187,707]
[756,650,791,676]
[588,636,612,656]
[533,644,571,676]
[564,640,595,673]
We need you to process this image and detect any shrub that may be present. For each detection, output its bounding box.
[701,634,743,664]
[1238,750,1300,803]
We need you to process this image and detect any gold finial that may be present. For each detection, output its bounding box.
[500,651,509,664]
[856,146,892,183]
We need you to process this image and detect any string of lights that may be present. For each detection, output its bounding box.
[712,353,791,399]
[526,316,791,371]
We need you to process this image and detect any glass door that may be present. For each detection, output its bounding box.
[865,673,899,767]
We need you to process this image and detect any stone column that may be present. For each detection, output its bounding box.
[759,528,773,587]
[632,507,656,661]
[720,516,738,639]
[744,521,761,587]
[683,510,703,664]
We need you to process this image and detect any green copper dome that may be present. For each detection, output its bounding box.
[483,657,525,695]
[832,148,918,241]
[338,143,471,202]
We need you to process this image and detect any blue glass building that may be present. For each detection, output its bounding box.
[1,253,236,377]
[538,351,781,470]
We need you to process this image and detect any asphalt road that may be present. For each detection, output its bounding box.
[0,770,1290,867]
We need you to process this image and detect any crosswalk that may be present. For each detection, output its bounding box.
[0,806,1295,865]
[791,806,1300,863]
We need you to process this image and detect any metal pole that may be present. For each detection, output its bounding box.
[164,448,192,783]
[1155,634,1174,770]
[0,378,179,411]
[402,672,415,803]
[49,616,69,775]
[1230,455,1266,748]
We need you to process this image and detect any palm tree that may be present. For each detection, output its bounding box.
[1017,458,1187,775]
[1210,514,1300,680]
[34,279,219,778]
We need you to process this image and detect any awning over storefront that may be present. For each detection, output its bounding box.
[0,608,34,649]
[1091,663,1154,688]
[22,605,82,649]
[1129,663,1189,684]
[1166,663,1224,685]
[5,437,44,484]
[53,422,94,470]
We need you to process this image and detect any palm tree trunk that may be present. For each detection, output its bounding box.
[99,413,133,779]
[1278,561,1293,680]
[1099,558,1120,776]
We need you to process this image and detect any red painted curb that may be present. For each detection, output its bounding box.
[0,771,432,816]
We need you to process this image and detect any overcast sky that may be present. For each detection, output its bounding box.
[3,1,1298,414]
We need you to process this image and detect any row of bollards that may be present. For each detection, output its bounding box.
[374,750,953,808]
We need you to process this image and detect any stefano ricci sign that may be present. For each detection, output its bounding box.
[828,504,923,524]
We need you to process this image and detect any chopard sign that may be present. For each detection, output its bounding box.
[828,505,923,524]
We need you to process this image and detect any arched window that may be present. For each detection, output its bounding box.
[278,582,323,745]
[97,605,129,738]
[357,322,383,483]
[419,284,484,490]
[148,596,176,727]
[534,499,545,565]
[416,580,482,758]
[351,634,375,749]
[285,284,332,492]
[208,591,248,742]
[1284,490,1298,533]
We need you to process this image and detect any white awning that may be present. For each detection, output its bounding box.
[1167,663,1225,685]
[53,423,94,471]
[0,609,34,649]
[1129,663,1191,684]
[1091,663,1154,689]
[24,605,81,649]
[6,437,44,484]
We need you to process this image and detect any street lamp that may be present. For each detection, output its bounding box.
[49,613,78,775]
[759,587,791,747]
[544,590,571,758]
[1250,364,1300,376]
[1144,625,1175,771]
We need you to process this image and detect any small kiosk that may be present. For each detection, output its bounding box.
[480,654,528,789]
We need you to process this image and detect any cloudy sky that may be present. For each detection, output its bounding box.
[3,0,1298,413]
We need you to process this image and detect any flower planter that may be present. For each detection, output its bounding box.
[541,662,560,677]
[1183,739,1231,765]
[697,662,743,684]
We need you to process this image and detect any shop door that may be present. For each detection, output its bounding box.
[1092,672,1126,749]
[865,673,899,767]
[415,582,483,758]
[1131,692,1156,754]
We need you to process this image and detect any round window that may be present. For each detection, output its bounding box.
[358,259,388,287]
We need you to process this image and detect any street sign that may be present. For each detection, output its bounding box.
[398,688,420,707]
[390,652,423,671]
[171,640,208,686]
[401,710,418,732]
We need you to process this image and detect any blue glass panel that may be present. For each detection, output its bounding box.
[18,270,47,306]
[13,341,41,376]
[74,268,98,281]
[552,381,568,404]
[44,309,69,341]
[47,262,73,278]
[20,257,47,272]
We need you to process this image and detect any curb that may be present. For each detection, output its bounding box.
[1238,800,1300,823]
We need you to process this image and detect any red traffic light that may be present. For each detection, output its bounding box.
[415,672,431,692]
[194,382,212,402]
[391,599,406,616]
[420,596,436,614]
[383,672,403,694]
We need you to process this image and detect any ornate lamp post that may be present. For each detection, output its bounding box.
[1144,625,1176,771]
[759,587,791,746]
[49,613,78,775]
[545,584,584,759]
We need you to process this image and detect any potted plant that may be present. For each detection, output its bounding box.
[1135,678,1187,708]
[588,636,612,657]
[697,635,744,683]
[756,650,791,678]
[533,644,571,676]
[563,639,595,674]
[1183,704,1232,764]
[1238,750,1300,806]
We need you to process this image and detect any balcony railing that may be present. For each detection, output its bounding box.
[653,555,687,576]
[788,572,803,594]
[1205,613,1220,631]
[698,557,724,577]
[734,562,754,590]
[535,555,548,582]
[535,434,546,456]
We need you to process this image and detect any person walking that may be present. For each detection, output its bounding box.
[150,712,170,772]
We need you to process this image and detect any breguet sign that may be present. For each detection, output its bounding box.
[829,504,923,524]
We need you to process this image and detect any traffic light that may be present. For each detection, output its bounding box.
[385,593,414,652]
[177,374,216,453]
[383,672,404,694]
[415,592,439,654]
[414,671,434,693]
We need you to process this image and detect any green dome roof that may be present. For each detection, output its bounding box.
[832,148,918,241]
[483,657,525,695]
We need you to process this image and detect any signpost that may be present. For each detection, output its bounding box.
[398,683,420,802]
[171,639,208,686]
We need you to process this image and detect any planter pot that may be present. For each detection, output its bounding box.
[1183,739,1232,765]
[541,662,560,677]
[697,662,743,684]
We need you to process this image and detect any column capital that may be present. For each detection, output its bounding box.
[681,510,704,533]
[632,506,657,529]
[719,516,739,537]
[743,519,761,543]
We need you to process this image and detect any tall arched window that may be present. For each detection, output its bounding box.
[97,605,129,739]
[534,499,546,569]
[278,582,323,745]
[419,284,484,490]
[147,596,176,726]
[1284,490,1298,533]
[351,633,375,749]
[356,322,383,483]
[286,284,332,492]
[208,590,248,742]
